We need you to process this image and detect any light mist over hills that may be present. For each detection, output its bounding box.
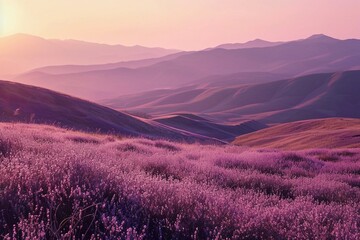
[0,33,179,78]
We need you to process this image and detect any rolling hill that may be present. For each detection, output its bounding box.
[15,34,360,100]
[0,79,225,142]
[192,72,289,88]
[0,80,269,143]
[153,114,267,142]
[103,70,360,124]
[0,33,178,77]
[233,118,360,150]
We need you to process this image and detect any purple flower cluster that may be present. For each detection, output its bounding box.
[0,123,359,239]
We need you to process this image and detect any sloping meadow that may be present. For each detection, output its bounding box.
[0,123,359,239]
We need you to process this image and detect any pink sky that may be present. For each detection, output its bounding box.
[1,0,360,50]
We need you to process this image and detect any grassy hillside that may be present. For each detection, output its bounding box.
[0,123,359,239]
[233,118,360,150]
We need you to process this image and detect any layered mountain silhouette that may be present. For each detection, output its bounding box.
[103,70,360,124]
[28,52,190,75]
[0,34,178,77]
[15,34,360,100]
[4,33,360,143]
[24,38,283,75]
[233,118,360,150]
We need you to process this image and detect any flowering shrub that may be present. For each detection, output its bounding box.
[0,123,359,239]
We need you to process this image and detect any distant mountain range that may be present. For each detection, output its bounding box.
[0,34,179,77]
[28,52,189,75]
[215,39,283,49]
[103,70,360,124]
[15,34,360,100]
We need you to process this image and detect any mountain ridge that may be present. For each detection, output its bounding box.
[15,35,360,100]
[215,38,283,49]
[103,70,360,124]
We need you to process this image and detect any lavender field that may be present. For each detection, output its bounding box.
[0,123,358,239]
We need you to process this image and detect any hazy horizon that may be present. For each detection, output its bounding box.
[1,32,354,50]
[1,0,360,50]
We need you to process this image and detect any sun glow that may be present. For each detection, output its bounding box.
[1,0,360,49]
[0,1,22,36]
